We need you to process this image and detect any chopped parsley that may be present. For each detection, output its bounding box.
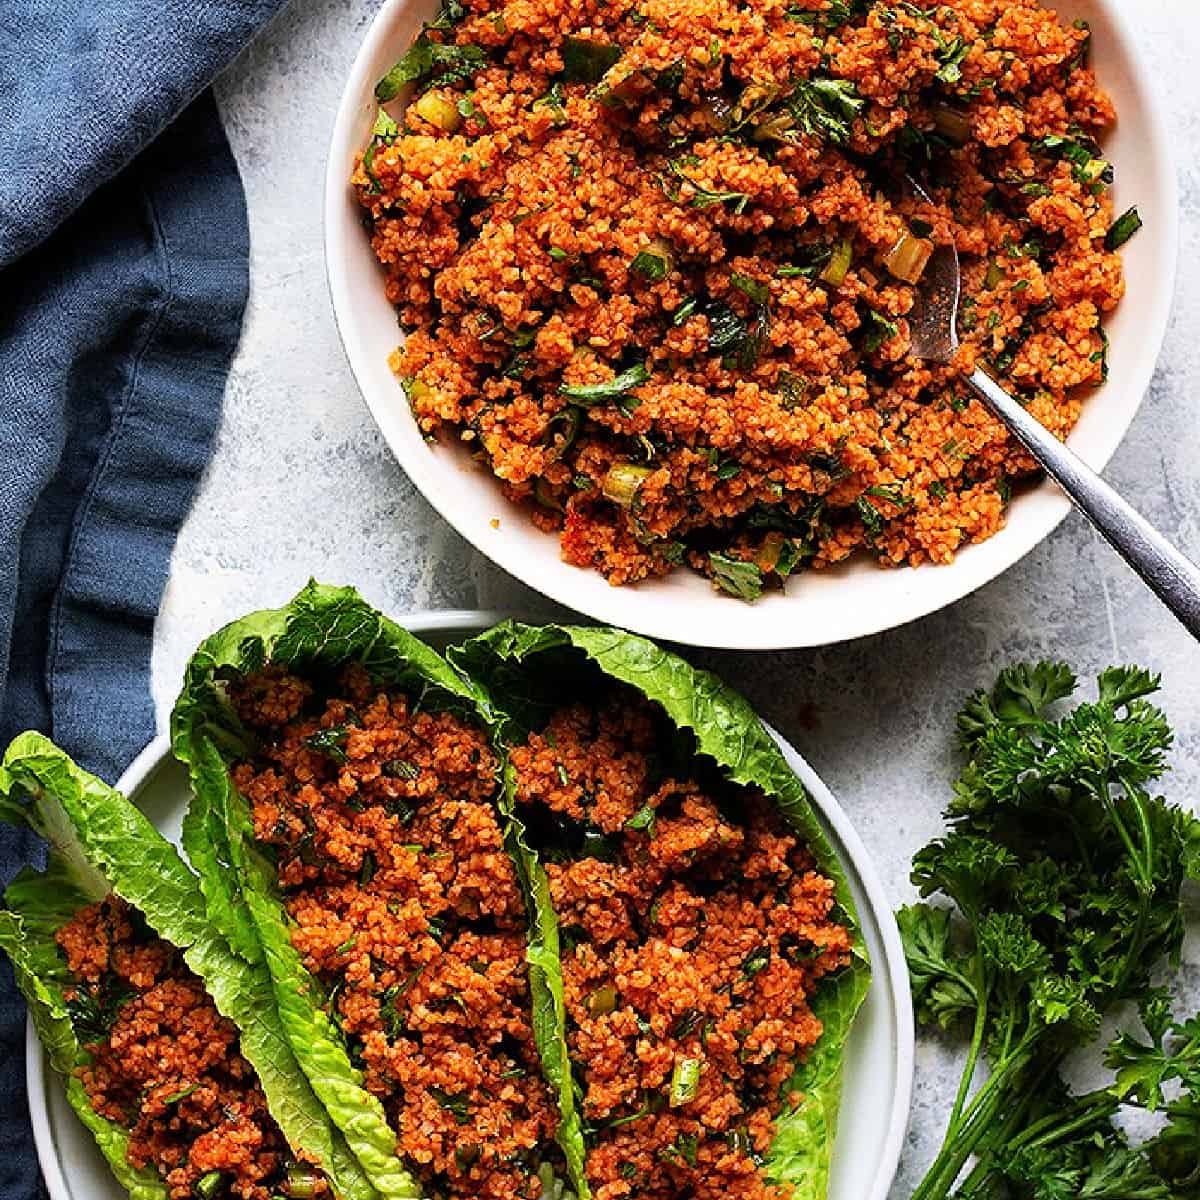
[375,36,487,101]
[362,108,399,193]
[663,158,750,214]
[863,309,899,352]
[784,76,865,145]
[709,553,764,601]
[561,37,622,83]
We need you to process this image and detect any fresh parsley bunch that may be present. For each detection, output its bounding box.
[900,663,1200,1200]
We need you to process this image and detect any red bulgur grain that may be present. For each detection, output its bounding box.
[510,694,852,1199]
[57,897,314,1200]
[354,0,1125,596]
[231,665,560,1200]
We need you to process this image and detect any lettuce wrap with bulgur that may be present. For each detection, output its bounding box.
[451,623,870,1200]
[170,582,868,1200]
[0,732,377,1200]
[169,582,583,1200]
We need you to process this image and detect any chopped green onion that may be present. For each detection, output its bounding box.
[283,1167,323,1199]
[820,238,853,287]
[1105,206,1142,251]
[559,363,649,407]
[545,406,582,460]
[669,1056,702,1107]
[402,376,432,406]
[741,946,771,976]
[413,91,462,131]
[548,245,570,261]
[672,296,699,325]
[195,1173,224,1200]
[163,1083,199,1105]
[932,102,970,145]
[370,107,399,140]
[630,239,672,281]
[533,477,563,512]
[754,531,785,573]
[730,272,769,305]
[1076,157,1111,186]
[334,935,357,955]
[587,985,619,1016]
[884,230,934,283]
[625,803,657,834]
[602,462,653,508]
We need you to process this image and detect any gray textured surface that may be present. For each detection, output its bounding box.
[153,2,1200,1193]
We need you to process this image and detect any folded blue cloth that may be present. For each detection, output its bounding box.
[0,3,285,1195]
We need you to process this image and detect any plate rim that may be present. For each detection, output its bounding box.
[322,0,1180,650]
[27,609,914,1200]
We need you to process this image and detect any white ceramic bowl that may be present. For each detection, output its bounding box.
[325,0,1177,650]
[326,1,1178,650]
[27,613,913,1200]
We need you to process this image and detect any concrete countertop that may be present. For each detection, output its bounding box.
[153,3,1200,1192]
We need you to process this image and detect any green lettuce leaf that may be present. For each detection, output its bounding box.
[0,732,377,1200]
[499,762,590,1196]
[0,876,169,1200]
[450,622,871,1200]
[170,582,495,1200]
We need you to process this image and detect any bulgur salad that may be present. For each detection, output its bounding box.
[353,0,1141,600]
[0,734,375,1200]
[167,582,868,1200]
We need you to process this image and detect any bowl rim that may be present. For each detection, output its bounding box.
[26,609,915,1200]
[323,0,1179,650]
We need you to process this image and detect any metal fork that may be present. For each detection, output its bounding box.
[906,180,1200,640]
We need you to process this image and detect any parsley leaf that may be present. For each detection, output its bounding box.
[901,663,1200,1200]
[708,553,764,601]
[376,36,487,101]
[785,77,865,145]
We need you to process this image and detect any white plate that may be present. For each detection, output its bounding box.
[324,0,1178,650]
[27,611,914,1200]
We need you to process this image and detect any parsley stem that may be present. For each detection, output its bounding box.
[1006,1089,1116,1154]
[945,957,988,1134]
[912,1038,1038,1200]
[952,1056,1061,1199]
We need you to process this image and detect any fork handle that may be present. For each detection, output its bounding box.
[966,366,1200,641]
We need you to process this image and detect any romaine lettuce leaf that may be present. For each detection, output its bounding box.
[170,582,495,1200]
[0,732,377,1200]
[499,763,590,1196]
[451,621,872,1200]
[0,880,169,1200]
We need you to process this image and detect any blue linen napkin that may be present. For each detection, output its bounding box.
[0,3,286,1195]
